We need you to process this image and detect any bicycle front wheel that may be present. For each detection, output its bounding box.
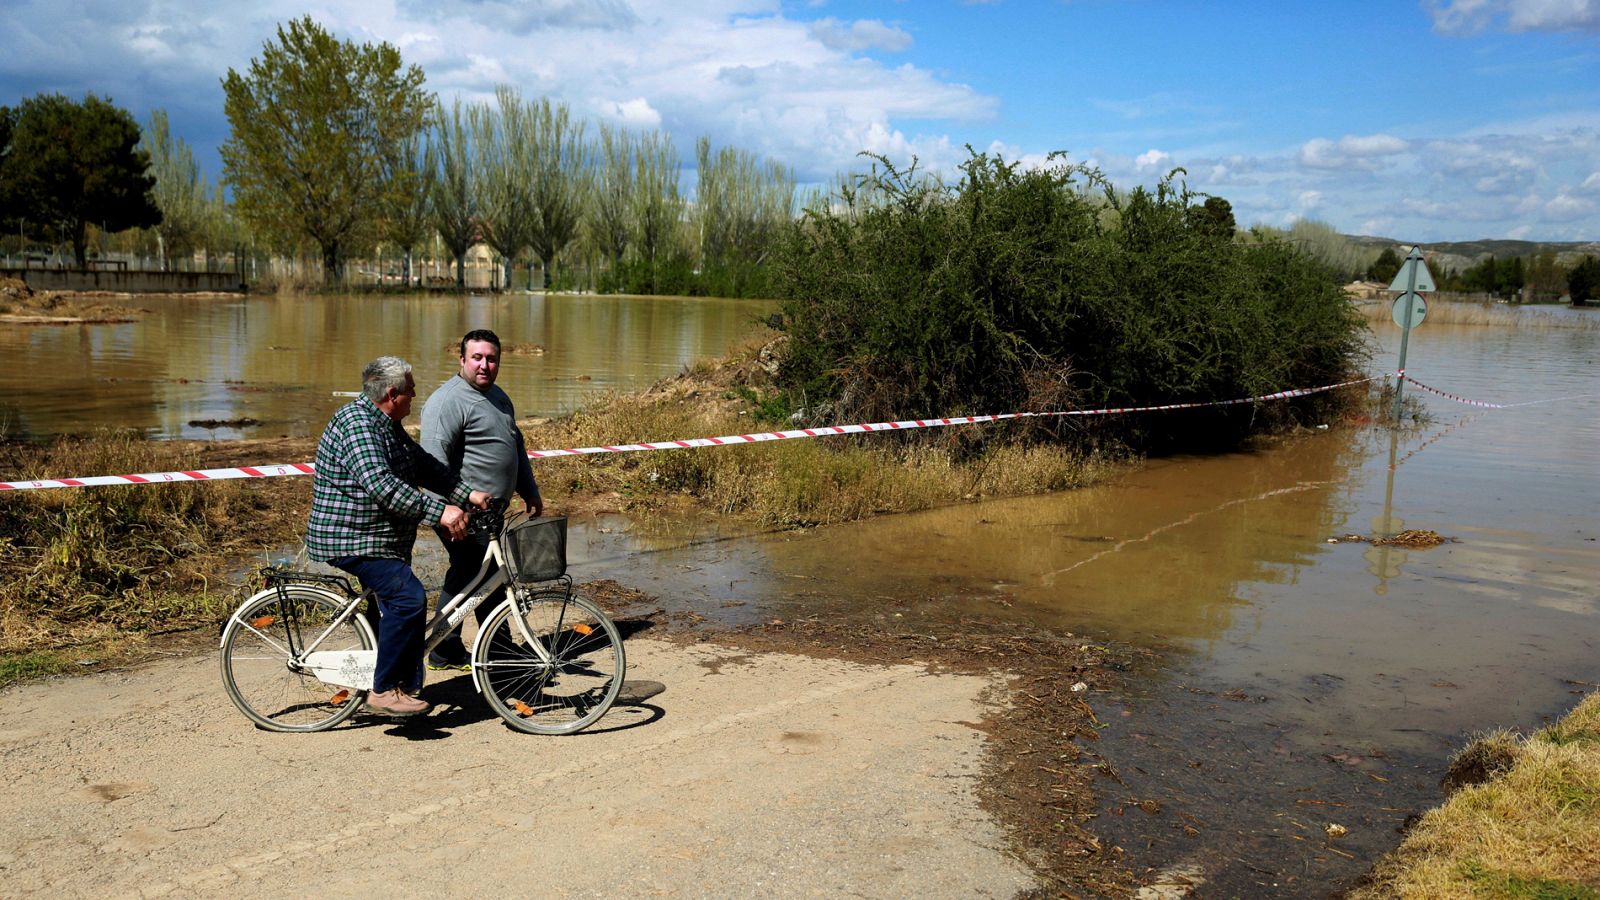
[220,584,375,732]
[472,589,626,735]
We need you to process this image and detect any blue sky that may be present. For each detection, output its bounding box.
[3,0,1597,242]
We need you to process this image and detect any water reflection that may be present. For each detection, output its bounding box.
[565,316,1600,892]
[0,292,775,440]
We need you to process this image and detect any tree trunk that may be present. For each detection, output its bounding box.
[454,252,466,289]
[71,220,89,270]
[321,242,341,286]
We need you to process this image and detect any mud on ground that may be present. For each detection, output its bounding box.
[0,277,144,323]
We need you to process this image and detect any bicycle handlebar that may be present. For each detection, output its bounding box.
[466,496,509,539]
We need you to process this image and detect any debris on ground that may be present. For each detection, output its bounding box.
[1327,529,1452,547]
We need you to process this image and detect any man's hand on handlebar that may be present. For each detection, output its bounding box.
[469,490,492,510]
[438,504,470,540]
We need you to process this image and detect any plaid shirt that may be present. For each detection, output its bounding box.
[304,395,474,562]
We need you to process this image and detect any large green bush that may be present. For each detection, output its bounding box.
[772,152,1369,450]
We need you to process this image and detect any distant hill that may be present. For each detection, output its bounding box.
[1344,236,1600,274]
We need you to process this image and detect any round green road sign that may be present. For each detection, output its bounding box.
[1391,291,1427,328]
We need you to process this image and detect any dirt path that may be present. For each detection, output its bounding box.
[0,637,1040,898]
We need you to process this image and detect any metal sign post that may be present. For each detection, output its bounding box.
[1387,247,1434,422]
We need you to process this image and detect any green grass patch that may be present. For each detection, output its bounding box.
[0,650,72,687]
[1459,859,1600,899]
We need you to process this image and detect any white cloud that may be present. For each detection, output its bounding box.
[1339,134,1409,156]
[1135,148,1170,169]
[597,97,663,128]
[1545,192,1595,219]
[1298,134,1409,170]
[1426,0,1600,34]
[1298,190,1324,210]
[1581,171,1600,191]
[806,17,914,53]
[395,0,642,34]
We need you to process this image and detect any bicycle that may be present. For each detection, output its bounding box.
[219,501,626,735]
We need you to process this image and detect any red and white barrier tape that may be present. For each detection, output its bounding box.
[1401,375,1592,410]
[0,372,1395,492]
[524,373,1388,459]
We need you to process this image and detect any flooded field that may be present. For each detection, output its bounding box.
[0,291,773,440]
[565,314,1600,894]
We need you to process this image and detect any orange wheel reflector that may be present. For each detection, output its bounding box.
[571,623,593,636]
[250,615,276,628]
[329,689,350,706]
[513,700,534,717]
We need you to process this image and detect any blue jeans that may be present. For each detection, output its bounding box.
[328,556,426,694]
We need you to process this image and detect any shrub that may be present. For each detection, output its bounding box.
[772,151,1370,452]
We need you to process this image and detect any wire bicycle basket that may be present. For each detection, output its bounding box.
[500,515,568,583]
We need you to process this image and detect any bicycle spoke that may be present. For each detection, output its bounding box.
[472,590,625,735]
[221,585,375,732]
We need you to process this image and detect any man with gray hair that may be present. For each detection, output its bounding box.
[305,356,490,718]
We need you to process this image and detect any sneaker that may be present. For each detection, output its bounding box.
[426,653,471,672]
[364,688,429,717]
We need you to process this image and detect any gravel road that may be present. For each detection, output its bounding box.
[0,637,1039,898]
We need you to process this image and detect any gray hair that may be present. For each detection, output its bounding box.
[361,356,412,404]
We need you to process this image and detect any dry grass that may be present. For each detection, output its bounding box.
[525,335,1122,528]
[0,430,304,667]
[1354,297,1600,329]
[1350,691,1600,898]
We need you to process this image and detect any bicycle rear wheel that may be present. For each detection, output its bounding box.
[220,584,375,732]
[472,589,625,735]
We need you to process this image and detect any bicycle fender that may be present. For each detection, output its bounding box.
[302,650,377,691]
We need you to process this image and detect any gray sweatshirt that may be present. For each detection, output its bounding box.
[420,373,539,507]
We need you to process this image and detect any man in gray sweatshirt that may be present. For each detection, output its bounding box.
[420,329,543,669]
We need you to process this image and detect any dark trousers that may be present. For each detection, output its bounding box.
[431,531,504,661]
[328,556,426,694]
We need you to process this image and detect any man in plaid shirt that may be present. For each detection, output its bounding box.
[306,356,489,718]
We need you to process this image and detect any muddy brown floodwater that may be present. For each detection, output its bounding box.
[557,318,1600,896]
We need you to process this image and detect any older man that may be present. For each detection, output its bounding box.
[420,329,543,670]
[305,356,489,717]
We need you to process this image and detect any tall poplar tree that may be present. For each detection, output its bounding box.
[428,99,480,290]
[220,16,432,284]
[141,109,209,267]
[526,98,591,289]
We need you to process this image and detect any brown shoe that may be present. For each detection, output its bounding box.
[364,688,429,717]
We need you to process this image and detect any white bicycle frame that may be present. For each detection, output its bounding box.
[220,537,551,693]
